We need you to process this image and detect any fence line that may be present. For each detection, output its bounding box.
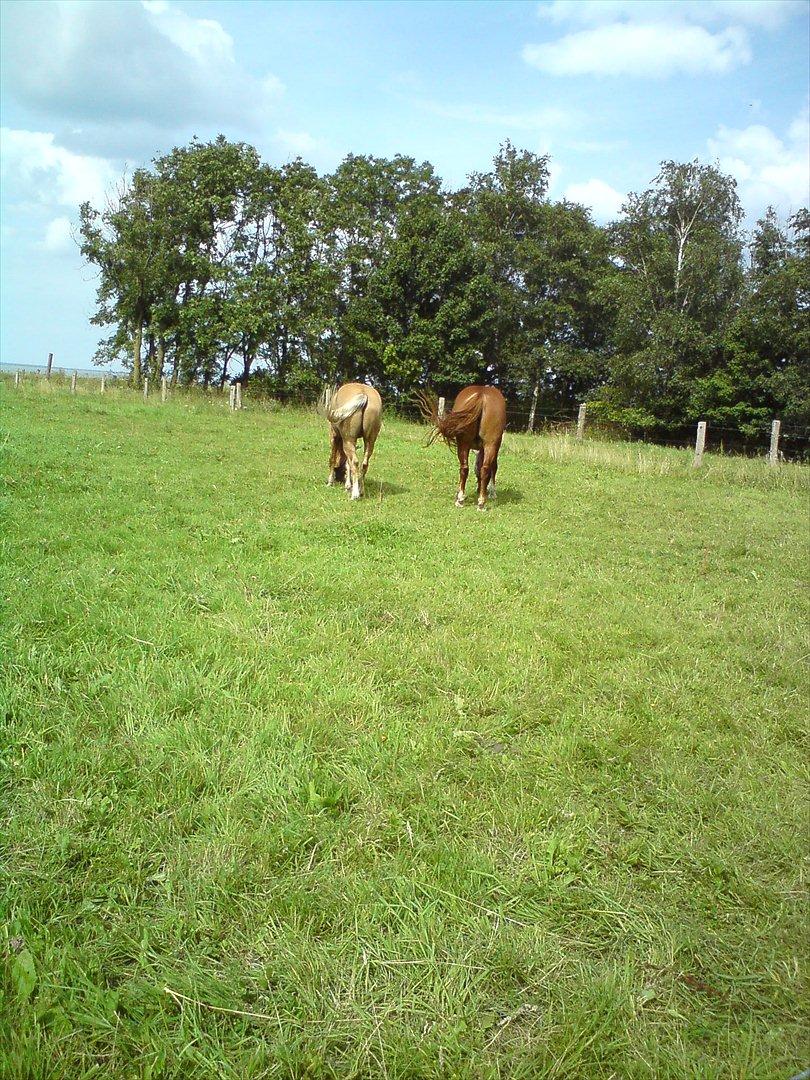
[4,363,807,462]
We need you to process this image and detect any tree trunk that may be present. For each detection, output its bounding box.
[278,331,289,389]
[153,336,165,382]
[527,381,539,432]
[146,334,155,381]
[132,316,143,387]
[170,352,179,388]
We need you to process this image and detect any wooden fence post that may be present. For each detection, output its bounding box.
[161,376,167,403]
[438,396,446,419]
[229,384,236,411]
[693,421,707,467]
[101,375,106,395]
[143,378,149,401]
[527,383,539,433]
[14,371,20,387]
[46,352,54,379]
[235,382,243,410]
[576,403,587,440]
[71,371,77,394]
[768,420,781,466]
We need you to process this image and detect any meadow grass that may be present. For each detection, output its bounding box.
[2,380,808,1078]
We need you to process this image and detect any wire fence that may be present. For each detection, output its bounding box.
[4,362,808,462]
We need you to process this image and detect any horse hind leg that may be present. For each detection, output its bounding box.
[456,442,471,507]
[477,445,498,511]
[360,427,378,493]
[476,447,497,499]
[344,438,362,499]
[341,433,353,491]
[327,428,344,486]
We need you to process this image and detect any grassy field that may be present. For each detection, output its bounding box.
[2,380,808,1078]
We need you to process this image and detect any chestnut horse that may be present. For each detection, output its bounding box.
[322,382,383,499]
[419,386,507,510]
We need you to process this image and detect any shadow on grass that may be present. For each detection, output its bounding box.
[372,480,408,497]
[492,486,524,504]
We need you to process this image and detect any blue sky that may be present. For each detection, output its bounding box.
[1,0,808,369]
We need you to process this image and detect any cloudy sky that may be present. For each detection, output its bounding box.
[1,0,808,369]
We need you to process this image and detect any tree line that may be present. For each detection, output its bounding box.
[79,136,809,436]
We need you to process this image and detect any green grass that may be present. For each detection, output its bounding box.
[2,380,808,1078]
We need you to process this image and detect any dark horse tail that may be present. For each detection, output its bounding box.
[416,389,484,446]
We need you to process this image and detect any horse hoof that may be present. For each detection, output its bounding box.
[477,503,488,512]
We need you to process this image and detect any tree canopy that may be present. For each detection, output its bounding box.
[79,136,809,438]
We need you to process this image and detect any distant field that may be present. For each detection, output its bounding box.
[2,381,808,1078]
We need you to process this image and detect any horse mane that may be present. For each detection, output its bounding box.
[416,388,485,446]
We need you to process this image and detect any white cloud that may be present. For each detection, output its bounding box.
[1,128,117,208]
[564,178,625,220]
[0,1,283,136]
[540,1,803,29]
[142,0,236,67]
[276,129,319,157]
[523,23,750,77]
[527,0,802,78]
[708,108,810,215]
[42,216,73,252]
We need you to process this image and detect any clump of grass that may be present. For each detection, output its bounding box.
[2,383,808,1077]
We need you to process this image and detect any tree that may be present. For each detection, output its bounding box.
[462,141,552,391]
[596,160,745,428]
[358,190,496,397]
[149,137,267,386]
[79,168,166,386]
[513,198,612,412]
[711,207,810,433]
[324,154,445,386]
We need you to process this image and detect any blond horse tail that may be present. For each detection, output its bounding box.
[327,392,368,424]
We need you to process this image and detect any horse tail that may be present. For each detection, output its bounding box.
[317,384,337,417]
[416,388,484,446]
[327,391,368,424]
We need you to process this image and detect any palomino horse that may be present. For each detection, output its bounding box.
[322,382,383,499]
[419,386,507,510]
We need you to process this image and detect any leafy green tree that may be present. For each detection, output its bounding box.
[79,169,164,386]
[514,198,612,412]
[324,154,444,386]
[358,191,495,397]
[710,207,810,433]
[596,160,745,429]
[149,137,267,385]
[462,140,552,391]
